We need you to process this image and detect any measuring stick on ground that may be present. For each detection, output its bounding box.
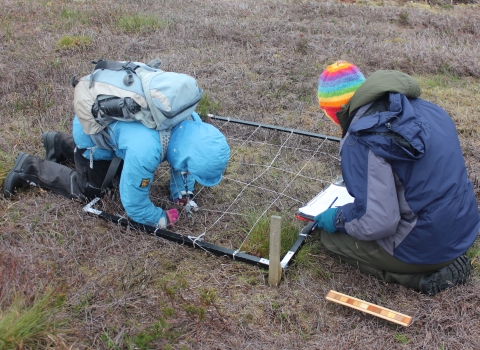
[326,290,413,327]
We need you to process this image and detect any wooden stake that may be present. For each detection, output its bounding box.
[268,215,282,287]
[326,290,413,327]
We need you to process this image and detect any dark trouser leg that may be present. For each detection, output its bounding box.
[73,148,113,199]
[318,229,455,291]
[17,154,84,200]
[42,132,75,163]
[16,149,112,201]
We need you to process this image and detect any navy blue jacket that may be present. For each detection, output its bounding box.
[336,92,479,264]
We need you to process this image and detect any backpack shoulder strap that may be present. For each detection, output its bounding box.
[101,156,123,193]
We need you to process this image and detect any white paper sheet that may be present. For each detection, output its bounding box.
[297,183,354,220]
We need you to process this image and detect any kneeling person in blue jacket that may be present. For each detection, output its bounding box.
[4,112,230,229]
[314,61,479,295]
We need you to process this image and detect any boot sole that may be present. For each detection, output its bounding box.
[422,255,471,296]
[4,152,29,198]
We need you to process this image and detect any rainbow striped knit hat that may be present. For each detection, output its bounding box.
[318,61,365,125]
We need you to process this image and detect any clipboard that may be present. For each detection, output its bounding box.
[296,180,354,222]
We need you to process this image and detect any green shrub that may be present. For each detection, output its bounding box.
[0,289,66,349]
[59,8,90,27]
[241,212,301,258]
[196,93,222,119]
[117,14,170,34]
[55,35,92,51]
[126,317,181,350]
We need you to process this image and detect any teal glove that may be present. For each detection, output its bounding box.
[314,208,338,234]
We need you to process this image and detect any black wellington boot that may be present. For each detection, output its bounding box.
[4,152,30,198]
[42,132,75,163]
[5,152,85,201]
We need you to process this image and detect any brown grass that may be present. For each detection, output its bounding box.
[1,0,479,349]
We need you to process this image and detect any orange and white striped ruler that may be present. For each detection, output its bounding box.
[326,290,413,327]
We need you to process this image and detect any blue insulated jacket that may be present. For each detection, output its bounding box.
[335,93,479,264]
[72,113,230,226]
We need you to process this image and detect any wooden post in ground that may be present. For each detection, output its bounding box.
[268,215,282,287]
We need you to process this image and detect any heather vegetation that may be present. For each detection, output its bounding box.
[1,0,479,348]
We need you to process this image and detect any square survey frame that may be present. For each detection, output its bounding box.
[82,115,341,270]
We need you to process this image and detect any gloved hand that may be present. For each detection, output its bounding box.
[314,208,338,234]
[174,193,194,206]
[166,208,179,226]
[156,208,179,229]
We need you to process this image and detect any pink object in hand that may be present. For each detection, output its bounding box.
[166,208,179,226]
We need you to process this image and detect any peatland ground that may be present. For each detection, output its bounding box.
[0,0,479,349]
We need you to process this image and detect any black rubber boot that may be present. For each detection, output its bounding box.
[42,132,75,163]
[5,152,85,201]
[4,152,31,198]
[419,255,471,296]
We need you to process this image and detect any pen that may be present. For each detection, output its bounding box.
[328,197,338,209]
[312,197,338,230]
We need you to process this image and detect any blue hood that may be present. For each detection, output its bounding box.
[349,93,429,162]
[167,120,230,187]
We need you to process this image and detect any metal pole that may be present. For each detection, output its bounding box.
[208,114,341,142]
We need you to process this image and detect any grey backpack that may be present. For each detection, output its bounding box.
[72,59,203,193]
[73,59,203,137]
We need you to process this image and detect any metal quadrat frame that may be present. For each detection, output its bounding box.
[82,115,340,270]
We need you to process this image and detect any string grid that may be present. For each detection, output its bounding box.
[99,119,342,256]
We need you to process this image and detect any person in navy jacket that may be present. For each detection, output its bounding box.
[314,61,479,295]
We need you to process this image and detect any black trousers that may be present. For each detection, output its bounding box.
[19,133,119,201]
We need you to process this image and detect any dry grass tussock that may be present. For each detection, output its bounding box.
[1,0,480,349]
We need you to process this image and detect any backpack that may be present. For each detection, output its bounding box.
[72,59,203,193]
[72,59,203,137]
